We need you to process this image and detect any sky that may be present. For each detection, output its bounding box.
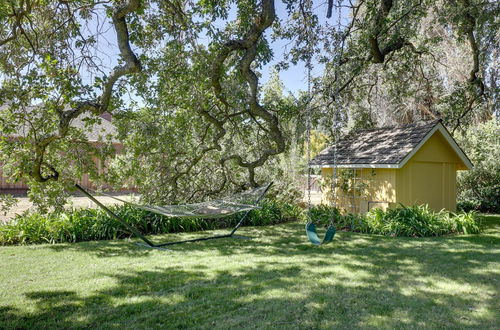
[86,1,345,97]
[238,0,346,95]
[259,1,335,94]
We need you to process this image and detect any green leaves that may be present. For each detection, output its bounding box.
[0,199,292,246]
[307,204,481,237]
[456,119,500,213]
[0,194,18,217]
[364,205,481,237]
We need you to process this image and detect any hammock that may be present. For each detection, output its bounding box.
[75,183,272,249]
[97,185,269,219]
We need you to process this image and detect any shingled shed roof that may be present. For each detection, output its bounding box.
[311,120,473,169]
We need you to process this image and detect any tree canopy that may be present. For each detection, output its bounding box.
[0,0,498,205]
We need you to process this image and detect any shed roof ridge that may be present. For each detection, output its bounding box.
[349,119,440,134]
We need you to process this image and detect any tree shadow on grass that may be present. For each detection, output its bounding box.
[4,217,496,328]
[47,239,156,258]
[45,226,266,258]
[43,214,499,258]
[1,260,498,329]
[41,220,500,286]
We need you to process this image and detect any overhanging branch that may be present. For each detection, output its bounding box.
[210,0,285,186]
[26,0,143,182]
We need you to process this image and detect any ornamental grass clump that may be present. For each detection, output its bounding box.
[442,211,481,235]
[364,205,481,237]
[0,200,292,246]
[306,204,481,237]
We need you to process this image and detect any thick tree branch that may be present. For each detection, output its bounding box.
[210,0,284,187]
[326,0,334,19]
[27,0,142,182]
[451,0,486,134]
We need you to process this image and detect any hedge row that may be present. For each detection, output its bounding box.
[308,204,481,237]
[0,200,300,245]
[1,202,482,245]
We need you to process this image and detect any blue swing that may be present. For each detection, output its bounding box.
[305,222,336,245]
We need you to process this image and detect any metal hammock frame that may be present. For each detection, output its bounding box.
[75,182,272,249]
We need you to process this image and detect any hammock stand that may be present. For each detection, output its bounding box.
[75,182,272,249]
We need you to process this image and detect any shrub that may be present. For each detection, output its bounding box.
[367,205,445,236]
[0,199,293,246]
[306,204,481,237]
[306,204,340,226]
[457,164,499,213]
[456,200,480,213]
[306,204,368,231]
[456,119,500,213]
[279,202,305,221]
[365,205,481,236]
[445,211,481,235]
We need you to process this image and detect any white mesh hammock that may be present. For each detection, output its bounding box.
[100,186,267,219]
[76,183,272,248]
[98,185,269,219]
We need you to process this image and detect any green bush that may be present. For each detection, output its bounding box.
[306,205,367,231]
[456,200,480,213]
[279,202,305,221]
[456,119,500,213]
[306,204,340,226]
[0,200,293,246]
[365,205,481,236]
[307,204,481,237]
[457,164,499,213]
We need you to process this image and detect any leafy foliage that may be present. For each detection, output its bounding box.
[456,119,500,213]
[0,194,18,217]
[307,204,481,237]
[0,200,295,246]
[311,0,498,132]
[363,205,480,237]
[0,0,498,212]
[111,67,303,204]
[306,203,340,224]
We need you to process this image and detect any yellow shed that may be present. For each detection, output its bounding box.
[311,120,473,213]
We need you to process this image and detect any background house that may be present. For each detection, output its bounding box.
[0,108,122,193]
[311,120,473,213]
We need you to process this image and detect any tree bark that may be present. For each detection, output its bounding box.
[210,0,284,186]
[27,0,143,182]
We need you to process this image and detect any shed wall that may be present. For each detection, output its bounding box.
[396,131,458,211]
[320,130,461,213]
[321,167,397,214]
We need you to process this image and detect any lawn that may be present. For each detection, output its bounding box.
[1,215,499,329]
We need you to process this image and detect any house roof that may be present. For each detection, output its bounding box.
[0,104,119,143]
[311,120,473,169]
[70,113,118,142]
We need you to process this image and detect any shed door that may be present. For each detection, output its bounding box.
[410,162,444,211]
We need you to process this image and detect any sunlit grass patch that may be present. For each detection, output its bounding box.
[0,214,499,329]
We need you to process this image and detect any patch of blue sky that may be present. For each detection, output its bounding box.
[77,1,350,107]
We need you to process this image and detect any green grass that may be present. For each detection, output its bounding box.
[1,215,499,329]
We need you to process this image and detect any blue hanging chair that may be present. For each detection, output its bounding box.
[305,222,336,245]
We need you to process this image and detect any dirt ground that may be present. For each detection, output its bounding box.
[0,194,137,223]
